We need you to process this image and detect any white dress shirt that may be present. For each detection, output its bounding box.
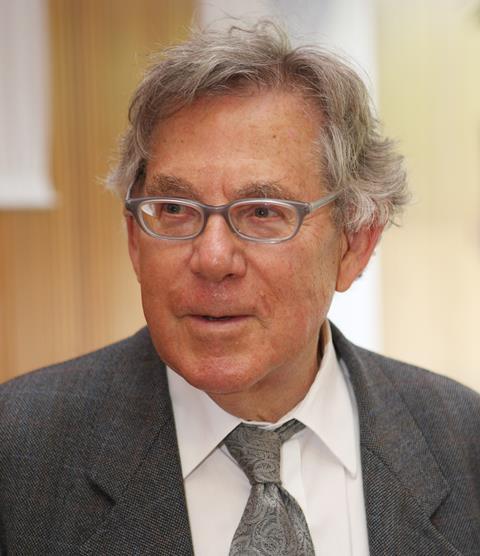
[167,322,370,555]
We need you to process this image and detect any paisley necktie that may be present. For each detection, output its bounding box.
[224,419,315,555]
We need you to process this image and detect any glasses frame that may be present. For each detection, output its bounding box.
[124,183,340,244]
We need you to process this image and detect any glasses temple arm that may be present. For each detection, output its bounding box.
[307,191,341,212]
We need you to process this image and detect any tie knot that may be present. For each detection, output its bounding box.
[224,419,305,485]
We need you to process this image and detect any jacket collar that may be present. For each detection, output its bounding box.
[331,323,460,555]
[79,328,193,555]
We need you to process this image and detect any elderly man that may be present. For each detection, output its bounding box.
[1,22,479,556]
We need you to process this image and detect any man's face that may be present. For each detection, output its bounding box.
[127,90,375,416]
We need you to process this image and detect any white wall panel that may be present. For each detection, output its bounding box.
[0,0,55,209]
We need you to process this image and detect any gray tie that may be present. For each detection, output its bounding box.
[224,419,315,556]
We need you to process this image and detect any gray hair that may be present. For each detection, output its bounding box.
[108,21,409,231]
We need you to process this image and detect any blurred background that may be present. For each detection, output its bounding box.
[0,0,479,393]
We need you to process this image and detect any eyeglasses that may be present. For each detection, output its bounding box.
[125,185,339,244]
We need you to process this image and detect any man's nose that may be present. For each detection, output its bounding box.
[189,214,247,282]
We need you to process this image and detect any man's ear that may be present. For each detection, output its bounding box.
[336,224,383,292]
[126,214,141,283]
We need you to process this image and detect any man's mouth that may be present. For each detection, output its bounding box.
[183,313,253,334]
[187,314,250,323]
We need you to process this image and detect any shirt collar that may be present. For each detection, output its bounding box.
[167,321,358,479]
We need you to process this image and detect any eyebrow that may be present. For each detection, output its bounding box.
[145,174,196,197]
[145,173,297,201]
[236,182,296,200]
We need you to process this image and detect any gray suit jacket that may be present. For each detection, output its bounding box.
[0,325,479,555]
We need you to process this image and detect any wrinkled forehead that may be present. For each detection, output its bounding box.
[140,90,326,201]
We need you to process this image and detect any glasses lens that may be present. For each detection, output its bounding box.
[230,201,298,241]
[139,200,203,238]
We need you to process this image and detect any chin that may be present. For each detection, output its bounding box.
[172,356,265,396]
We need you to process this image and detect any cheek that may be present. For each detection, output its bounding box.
[136,244,182,315]
[265,248,336,335]
[289,237,340,321]
[137,236,188,281]
[138,251,163,296]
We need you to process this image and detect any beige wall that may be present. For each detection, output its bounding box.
[378,0,480,391]
[0,0,193,382]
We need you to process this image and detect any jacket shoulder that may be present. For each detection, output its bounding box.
[1,327,149,391]
[331,322,480,421]
[333,326,480,493]
[4,326,159,395]
[0,329,143,451]
[3,330,162,459]
[0,328,166,553]
[354,344,480,420]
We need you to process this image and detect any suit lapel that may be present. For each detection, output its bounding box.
[361,449,460,555]
[332,324,461,556]
[79,329,194,555]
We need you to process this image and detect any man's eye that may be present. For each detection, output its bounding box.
[249,205,284,219]
[234,203,290,223]
[164,203,184,215]
[253,206,273,218]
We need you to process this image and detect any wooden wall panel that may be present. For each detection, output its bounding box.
[0,0,194,382]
